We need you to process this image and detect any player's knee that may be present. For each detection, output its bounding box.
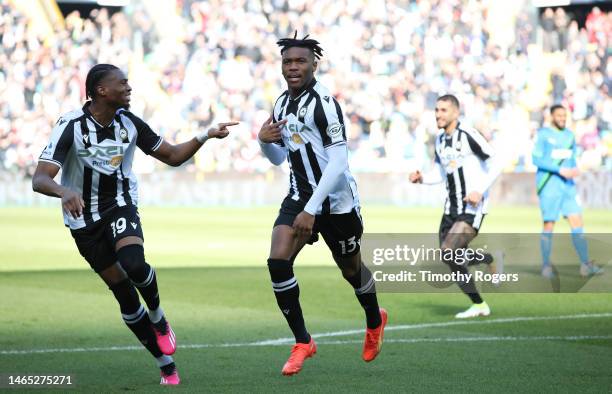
[116,244,146,275]
[337,259,360,279]
[267,258,294,282]
[98,262,128,286]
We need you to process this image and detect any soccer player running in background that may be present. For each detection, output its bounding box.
[32,64,237,385]
[532,105,603,278]
[410,95,501,319]
[257,33,387,376]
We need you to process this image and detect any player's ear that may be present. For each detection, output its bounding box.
[312,58,318,73]
[95,84,106,98]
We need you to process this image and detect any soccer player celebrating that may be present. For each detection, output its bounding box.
[258,33,387,375]
[32,64,237,385]
[532,105,603,278]
[410,95,501,319]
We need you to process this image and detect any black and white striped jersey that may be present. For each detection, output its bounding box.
[272,78,359,215]
[39,102,163,229]
[433,123,495,216]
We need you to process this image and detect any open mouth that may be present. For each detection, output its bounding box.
[287,75,301,83]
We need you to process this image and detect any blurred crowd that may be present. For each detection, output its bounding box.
[1,0,610,177]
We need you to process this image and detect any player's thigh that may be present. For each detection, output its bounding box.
[270,197,311,260]
[562,191,583,226]
[438,214,455,246]
[270,224,308,260]
[440,220,477,250]
[539,193,562,222]
[103,205,145,251]
[319,209,364,271]
[70,221,118,274]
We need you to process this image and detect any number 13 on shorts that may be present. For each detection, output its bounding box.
[339,236,360,255]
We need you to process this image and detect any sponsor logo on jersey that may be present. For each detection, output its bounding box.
[110,155,124,166]
[77,145,125,159]
[291,133,304,144]
[287,123,312,134]
[326,123,343,138]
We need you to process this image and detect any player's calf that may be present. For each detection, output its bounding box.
[117,244,176,354]
[340,262,382,329]
[267,258,310,344]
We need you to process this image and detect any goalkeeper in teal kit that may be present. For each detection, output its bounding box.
[532,105,603,278]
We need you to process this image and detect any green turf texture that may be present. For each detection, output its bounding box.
[0,206,611,392]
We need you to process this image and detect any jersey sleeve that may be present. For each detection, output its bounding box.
[464,128,493,161]
[532,129,560,173]
[123,112,163,155]
[38,117,75,168]
[313,95,347,148]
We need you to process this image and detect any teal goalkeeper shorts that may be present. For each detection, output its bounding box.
[539,184,582,222]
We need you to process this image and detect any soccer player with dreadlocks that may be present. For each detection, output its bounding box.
[258,33,387,376]
[32,64,237,385]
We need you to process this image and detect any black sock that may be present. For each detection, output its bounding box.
[109,279,162,358]
[160,362,176,375]
[443,253,482,304]
[128,263,160,311]
[467,253,493,267]
[445,256,483,304]
[344,264,381,329]
[267,258,310,344]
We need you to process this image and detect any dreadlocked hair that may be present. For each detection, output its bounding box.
[85,64,119,99]
[276,31,323,59]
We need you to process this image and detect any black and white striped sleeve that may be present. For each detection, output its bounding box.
[123,112,163,155]
[464,128,494,161]
[38,117,75,168]
[313,95,347,149]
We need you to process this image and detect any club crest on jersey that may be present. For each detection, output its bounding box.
[119,128,129,142]
[298,107,307,118]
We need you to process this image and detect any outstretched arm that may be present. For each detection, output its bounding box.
[151,122,238,167]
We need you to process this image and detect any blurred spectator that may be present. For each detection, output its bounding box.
[0,0,610,177]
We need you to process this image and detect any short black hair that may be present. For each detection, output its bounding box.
[550,104,566,114]
[85,64,119,99]
[277,31,323,60]
[437,94,460,110]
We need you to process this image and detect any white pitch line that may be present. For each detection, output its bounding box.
[1,312,611,355]
[253,312,612,345]
[317,335,612,346]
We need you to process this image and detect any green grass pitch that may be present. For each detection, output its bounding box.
[0,205,611,392]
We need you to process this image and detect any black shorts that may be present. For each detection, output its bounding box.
[70,205,144,273]
[438,212,486,246]
[274,196,364,257]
